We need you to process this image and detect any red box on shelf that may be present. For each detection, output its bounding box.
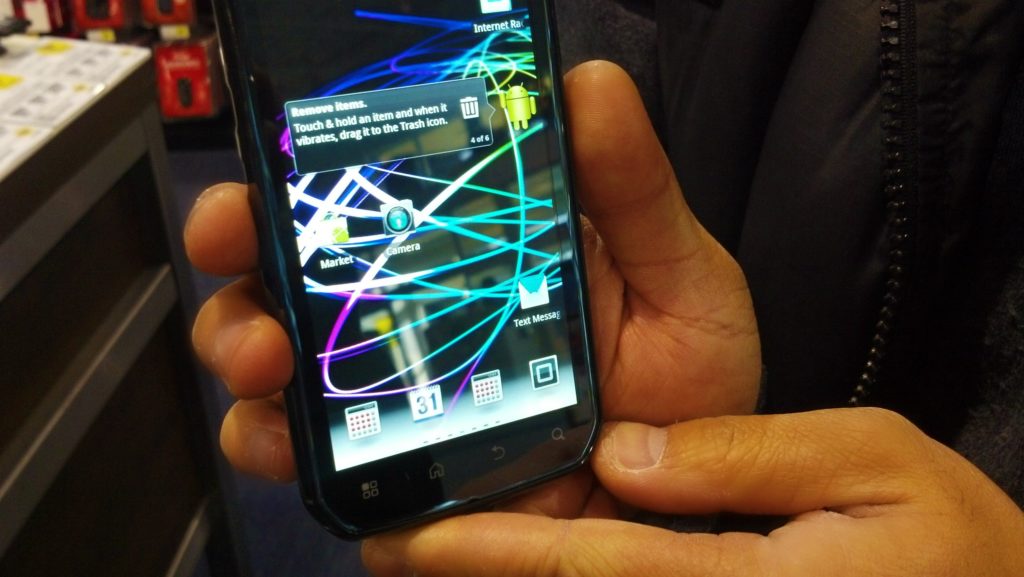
[71,0,133,30]
[154,35,224,120]
[140,0,193,25]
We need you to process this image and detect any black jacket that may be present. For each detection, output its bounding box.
[555,0,1024,506]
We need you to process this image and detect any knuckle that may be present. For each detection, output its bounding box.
[857,407,916,435]
[851,407,935,462]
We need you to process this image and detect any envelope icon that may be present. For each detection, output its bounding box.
[518,274,550,310]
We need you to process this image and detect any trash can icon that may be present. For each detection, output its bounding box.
[461,96,481,119]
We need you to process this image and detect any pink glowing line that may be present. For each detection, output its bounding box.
[323,294,360,387]
[280,129,294,158]
[446,356,482,415]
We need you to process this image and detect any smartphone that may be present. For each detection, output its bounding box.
[213,0,600,539]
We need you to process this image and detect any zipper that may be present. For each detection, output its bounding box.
[851,0,918,406]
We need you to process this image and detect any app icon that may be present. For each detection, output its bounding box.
[480,0,512,14]
[530,355,560,389]
[518,274,550,310]
[316,213,350,246]
[381,200,416,236]
[500,85,537,130]
[345,401,382,440]
[471,370,504,406]
[408,384,444,422]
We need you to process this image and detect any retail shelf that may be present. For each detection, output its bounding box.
[0,265,177,555]
[0,117,149,302]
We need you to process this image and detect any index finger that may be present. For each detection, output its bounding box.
[184,182,260,276]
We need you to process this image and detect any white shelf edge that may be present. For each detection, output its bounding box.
[0,117,148,302]
[165,496,213,577]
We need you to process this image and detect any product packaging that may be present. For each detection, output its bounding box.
[154,34,224,120]
[71,0,137,41]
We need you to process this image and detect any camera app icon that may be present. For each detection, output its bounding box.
[380,200,417,236]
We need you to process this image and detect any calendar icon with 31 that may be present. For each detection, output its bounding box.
[408,385,444,422]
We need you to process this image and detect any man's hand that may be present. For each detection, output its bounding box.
[184,61,762,482]
[363,409,1024,577]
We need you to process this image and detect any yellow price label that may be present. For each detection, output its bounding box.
[0,74,23,89]
[159,24,192,41]
[37,41,72,55]
[86,28,117,43]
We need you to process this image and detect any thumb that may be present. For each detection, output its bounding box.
[592,409,933,516]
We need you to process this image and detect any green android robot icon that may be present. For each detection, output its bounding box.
[500,85,537,130]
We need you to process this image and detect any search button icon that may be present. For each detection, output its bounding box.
[551,428,566,442]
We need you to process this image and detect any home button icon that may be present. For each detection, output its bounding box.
[428,463,446,480]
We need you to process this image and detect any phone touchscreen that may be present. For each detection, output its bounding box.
[234,0,592,475]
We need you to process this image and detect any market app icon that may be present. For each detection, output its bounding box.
[316,213,350,246]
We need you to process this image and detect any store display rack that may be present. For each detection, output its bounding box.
[0,36,248,577]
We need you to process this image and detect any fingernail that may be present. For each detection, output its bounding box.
[185,184,231,236]
[246,424,287,481]
[611,423,667,471]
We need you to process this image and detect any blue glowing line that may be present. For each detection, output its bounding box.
[354,10,472,31]
[319,266,561,363]
[307,223,556,295]
[364,165,553,207]
[326,265,558,397]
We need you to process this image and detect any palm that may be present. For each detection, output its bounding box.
[584,217,761,425]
